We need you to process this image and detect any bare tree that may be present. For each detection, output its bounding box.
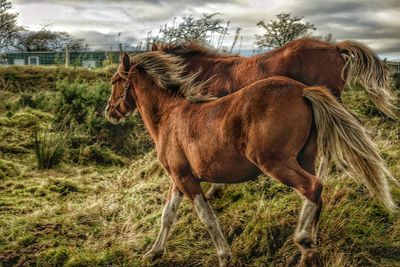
[255,13,316,49]
[156,13,227,46]
[229,27,242,53]
[0,0,24,50]
[17,27,71,52]
[68,38,85,52]
[312,33,336,44]
[323,33,335,43]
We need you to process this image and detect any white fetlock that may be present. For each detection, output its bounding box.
[218,249,232,267]
[142,248,164,261]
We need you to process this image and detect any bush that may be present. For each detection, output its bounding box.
[54,79,153,157]
[18,91,59,112]
[0,65,116,93]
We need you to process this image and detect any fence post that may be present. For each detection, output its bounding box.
[65,45,70,67]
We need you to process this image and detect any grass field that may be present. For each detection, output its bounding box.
[0,66,399,266]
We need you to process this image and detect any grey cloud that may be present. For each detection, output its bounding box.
[13,0,240,4]
[72,31,139,50]
[12,0,400,58]
[287,0,400,16]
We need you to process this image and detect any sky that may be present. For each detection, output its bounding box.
[11,0,400,60]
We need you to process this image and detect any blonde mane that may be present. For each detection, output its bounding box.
[128,51,215,102]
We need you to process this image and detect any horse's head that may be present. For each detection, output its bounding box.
[105,53,137,124]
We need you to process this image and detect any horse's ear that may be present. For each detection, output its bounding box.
[120,52,130,72]
[151,43,158,51]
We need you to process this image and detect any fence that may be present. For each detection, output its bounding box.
[387,62,400,73]
[0,50,142,68]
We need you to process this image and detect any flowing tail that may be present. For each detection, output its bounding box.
[303,86,398,211]
[337,40,398,118]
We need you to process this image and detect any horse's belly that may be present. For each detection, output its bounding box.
[192,154,260,183]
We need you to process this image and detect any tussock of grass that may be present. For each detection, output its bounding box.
[33,126,67,169]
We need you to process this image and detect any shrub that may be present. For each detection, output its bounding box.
[0,65,115,93]
[18,91,59,112]
[54,79,153,157]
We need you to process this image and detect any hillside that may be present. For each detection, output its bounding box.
[0,66,399,267]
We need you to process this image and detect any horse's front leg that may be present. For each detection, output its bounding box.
[142,182,183,261]
[175,175,231,267]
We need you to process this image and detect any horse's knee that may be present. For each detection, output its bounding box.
[265,163,323,204]
[304,179,323,204]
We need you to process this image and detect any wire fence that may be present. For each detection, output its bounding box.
[0,42,152,68]
[0,50,144,69]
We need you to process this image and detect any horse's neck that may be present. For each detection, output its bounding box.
[133,76,183,141]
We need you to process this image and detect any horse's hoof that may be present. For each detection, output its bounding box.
[219,259,228,267]
[142,249,164,261]
[218,251,231,267]
[299,251,322,267]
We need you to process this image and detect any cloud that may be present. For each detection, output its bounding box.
[12,0,400,59]
[72,31,138,50]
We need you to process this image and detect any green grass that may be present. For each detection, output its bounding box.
[0,68,399,266]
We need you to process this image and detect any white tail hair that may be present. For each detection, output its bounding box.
[337,40,398,118]
[304,86,398,211]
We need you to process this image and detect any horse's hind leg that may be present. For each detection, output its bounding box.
[142,182,183,261]
[297,125,323,245]
[256,157,323,266]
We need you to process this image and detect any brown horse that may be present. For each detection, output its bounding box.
[153,38,398,198]
[105,52,396,266]
[153,38,396,117]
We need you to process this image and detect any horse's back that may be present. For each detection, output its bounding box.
[253,38,345,97]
